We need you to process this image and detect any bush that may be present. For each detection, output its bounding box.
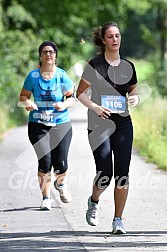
[132,95,167,170]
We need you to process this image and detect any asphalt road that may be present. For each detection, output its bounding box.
[0,102,167,251]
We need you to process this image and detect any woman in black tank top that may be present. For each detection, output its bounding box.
[77,21,140,234]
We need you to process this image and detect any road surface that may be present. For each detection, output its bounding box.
[0,102,167,251]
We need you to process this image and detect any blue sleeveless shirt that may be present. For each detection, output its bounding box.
[23,67,74,126]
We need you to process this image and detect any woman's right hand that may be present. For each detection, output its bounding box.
[25,101,38,111]
[19,88,38,111]
[93,105,111,119]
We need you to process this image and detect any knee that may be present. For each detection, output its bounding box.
[94,171,112,189]
[53,161,68,175]
[115,175,129,188]
[38,166,51,174]
[38,156,51,174]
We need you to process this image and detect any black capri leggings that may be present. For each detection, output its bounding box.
[28,122,72,174]
[88,121,133,188]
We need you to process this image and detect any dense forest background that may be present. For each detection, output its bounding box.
[0,0,167,168]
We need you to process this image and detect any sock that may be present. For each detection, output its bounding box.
[91,196,99,204]
[57,183,64,189]
[55,180,64,188]
[43,196,49,200]
[114,217,122,221]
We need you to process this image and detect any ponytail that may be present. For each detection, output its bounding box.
[92,26,105,53]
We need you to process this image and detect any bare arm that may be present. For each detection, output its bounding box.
[76,79,97,109]
[19,88,38,111]
[128,84,140,107]
[53,88,76,111]
[76,79,111,119]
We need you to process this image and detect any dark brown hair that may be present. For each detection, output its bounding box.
[92,21,120,53]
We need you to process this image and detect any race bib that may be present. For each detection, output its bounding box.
[38,110,55,125]
[101,95,126,113]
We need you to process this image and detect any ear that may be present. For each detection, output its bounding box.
[102,39,106,44]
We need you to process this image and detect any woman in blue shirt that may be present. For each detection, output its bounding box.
[19,41,75,210]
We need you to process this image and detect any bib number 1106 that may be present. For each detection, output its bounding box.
[101,95,126,113]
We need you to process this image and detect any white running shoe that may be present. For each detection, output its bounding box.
[112,217,126,234]
[86,197,98,226]
[40,198,51,211]
[54,180,72,203]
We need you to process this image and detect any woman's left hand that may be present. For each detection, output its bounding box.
[128,95,140,107]
[53,102,66,111]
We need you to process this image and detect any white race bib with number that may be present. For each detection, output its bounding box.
[101,95,126,113]
[38,110,56,125]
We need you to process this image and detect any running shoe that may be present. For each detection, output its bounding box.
[40,198,51,211]
[86,196,98,226]
[112,217,126,234]
[54,180,72,203]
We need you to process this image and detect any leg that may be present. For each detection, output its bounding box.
[91,184,105,202]
[50,122,72,184]
[56,172,67,185]
[34,135,52,199]
[112,185,129,234]
[50,123,72,203]
[86,128,113,226]
[112,122,133,234]
[112,122,133,219]
[28,122,52,202]
[114,185,129,218]
[38,171,52,198]
[38,169,52,210]
[89,128,113,201]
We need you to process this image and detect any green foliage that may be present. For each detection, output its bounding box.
[153,67,167,96]
[121,7,156,58]
[0,0,167,175]
[131,56,167,170]
[130,58,154,84]
[144,53,167,96]
[132,96,167,170]
[4,1,37,29]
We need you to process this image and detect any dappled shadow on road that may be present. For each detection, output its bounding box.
[0,230,167,251]
[123,230,167,236]
[0,206,61,212]
[0,231,86,252]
